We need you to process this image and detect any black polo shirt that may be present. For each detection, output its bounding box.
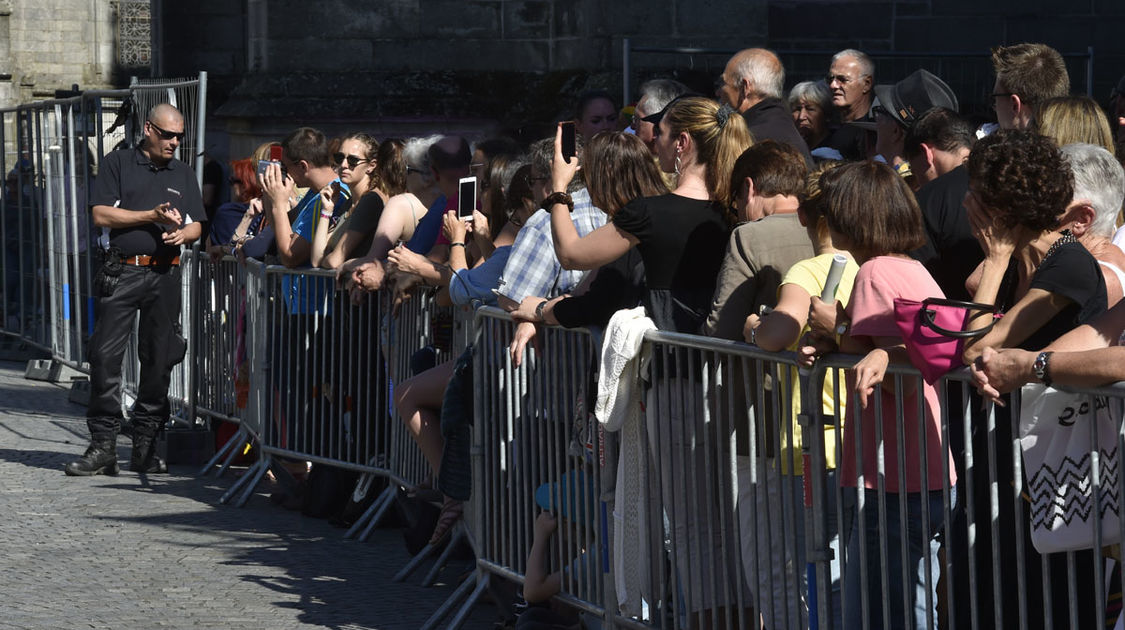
[91,147,205,257]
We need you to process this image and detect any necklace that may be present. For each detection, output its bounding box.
[1038,229,1076,270]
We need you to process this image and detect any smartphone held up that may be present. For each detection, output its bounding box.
[458,176,477,220]
[560,121,576,164]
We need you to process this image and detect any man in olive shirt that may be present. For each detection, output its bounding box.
[65,103,205,476]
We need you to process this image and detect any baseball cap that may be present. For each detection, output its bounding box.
[535,469,595,525]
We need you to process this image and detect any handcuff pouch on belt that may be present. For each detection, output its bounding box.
[95,246,124,297]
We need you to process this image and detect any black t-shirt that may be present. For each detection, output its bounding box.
[553,248,645,329]
[613,193,729,333]
[91,147,206,257]
[1002,241,1107,351]
[910,166,982,301]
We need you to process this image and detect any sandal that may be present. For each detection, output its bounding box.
[428,497,463,546]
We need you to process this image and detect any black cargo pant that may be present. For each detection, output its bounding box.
[86,264,184,442]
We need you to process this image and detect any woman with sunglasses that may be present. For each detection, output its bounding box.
[310,133,385,268]
[337,134,444,294]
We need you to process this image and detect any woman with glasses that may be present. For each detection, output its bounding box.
[336,134,443,293]
[312,135,408,270]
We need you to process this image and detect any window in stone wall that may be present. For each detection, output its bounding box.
[114,0,152,69]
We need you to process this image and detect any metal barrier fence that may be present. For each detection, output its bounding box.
[0,75,208,427]
[218,261,450,513]
[9,216,1125,630]
[424,306,607,630]
[621,39,1095,119]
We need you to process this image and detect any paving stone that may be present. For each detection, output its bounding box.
[0,361,497,629]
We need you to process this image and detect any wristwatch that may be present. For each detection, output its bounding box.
[1033,351,1053,386]
[534,299,548,322]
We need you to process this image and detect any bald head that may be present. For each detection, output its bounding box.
[142,103,184,165]
[719,48,785,112]
[147,103,183,127]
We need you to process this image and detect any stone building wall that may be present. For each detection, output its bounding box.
[0,0,126,107]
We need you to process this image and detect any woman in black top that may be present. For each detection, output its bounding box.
[957,130,1106,630]
[548,96,753,333]
[511,132,666,329]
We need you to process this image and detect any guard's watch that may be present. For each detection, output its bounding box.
[1033,351,1053,386]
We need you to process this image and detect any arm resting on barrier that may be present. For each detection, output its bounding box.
[961,288,1070,364]
[524,512,562,604]
[746,283,810,350]
[853,339,916,409]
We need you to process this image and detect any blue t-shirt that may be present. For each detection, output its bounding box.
[284,181,350,315]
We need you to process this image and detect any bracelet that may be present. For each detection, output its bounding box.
[450,242,466,248]
[541,191,574,212]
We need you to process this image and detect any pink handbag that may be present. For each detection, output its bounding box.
[893,297,999,384]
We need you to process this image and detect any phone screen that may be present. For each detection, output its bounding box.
[560,121,576,163]
[458,177,476,219]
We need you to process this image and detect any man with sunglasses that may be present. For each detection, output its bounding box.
[66,103,205,477]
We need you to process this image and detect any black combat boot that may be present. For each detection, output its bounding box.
[130,420,167,473]
[64,439,119,476]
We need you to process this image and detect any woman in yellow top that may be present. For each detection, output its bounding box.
[743,164,858,628]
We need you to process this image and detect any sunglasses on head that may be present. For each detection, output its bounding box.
[147,120,184,142]
[334,152,368,169]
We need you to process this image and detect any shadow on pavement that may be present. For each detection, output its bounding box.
[87,472,492,630]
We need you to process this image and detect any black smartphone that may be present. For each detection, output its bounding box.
[458,176,477,220]
[560,121,576,163]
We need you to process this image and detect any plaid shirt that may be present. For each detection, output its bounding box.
[496,187,606,304]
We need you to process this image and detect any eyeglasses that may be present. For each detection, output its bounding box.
[333,152,368,169]
[990,92,1016,110]
[826,74,855,86]
[147,120,184,142]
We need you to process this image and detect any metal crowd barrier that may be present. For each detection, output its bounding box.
[219,261,446,515]
[0,75,208,427]
[424,306,606,630]
[193,253,254,476]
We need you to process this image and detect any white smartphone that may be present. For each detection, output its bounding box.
[458,176,477,220]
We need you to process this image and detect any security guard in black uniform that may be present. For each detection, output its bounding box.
[65,103,205,476]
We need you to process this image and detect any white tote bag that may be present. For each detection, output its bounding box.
[1018,383,1123,554]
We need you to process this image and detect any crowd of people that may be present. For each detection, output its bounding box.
[60,40,1125,629]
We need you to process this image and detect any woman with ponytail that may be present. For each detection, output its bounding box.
[548,96,752,333]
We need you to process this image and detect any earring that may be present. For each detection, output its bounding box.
[674,147,682,176]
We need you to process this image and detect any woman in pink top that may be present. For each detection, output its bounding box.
[804,161,955,630]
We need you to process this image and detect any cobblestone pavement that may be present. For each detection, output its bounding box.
[0,361,496,629]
